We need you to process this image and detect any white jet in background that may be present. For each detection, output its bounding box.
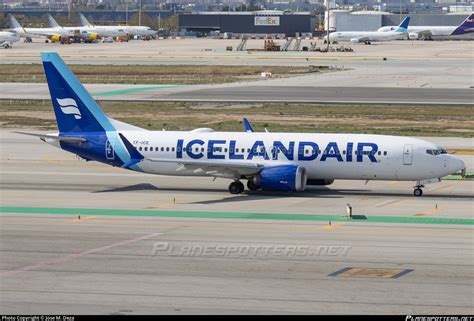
[327,17,410,44]
[0,31,20,48]
[378,13,474,40]
[46,13,127,40]
[78,13,156,38]
[7,14,73,42]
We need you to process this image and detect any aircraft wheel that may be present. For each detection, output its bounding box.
[229,181,244,194]
[247,180,260,191]
[413,188,423,197]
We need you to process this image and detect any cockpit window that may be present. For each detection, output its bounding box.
[426,148,447,156]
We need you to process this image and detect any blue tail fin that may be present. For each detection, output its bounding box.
[242,118,254,133]
[395,17,410,32]
[452,13,474,35]
[42,52,115,133]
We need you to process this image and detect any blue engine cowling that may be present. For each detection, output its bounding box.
[255,165,307,192]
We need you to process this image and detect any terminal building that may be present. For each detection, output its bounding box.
[178,10,317,37]
[179,10,473,37]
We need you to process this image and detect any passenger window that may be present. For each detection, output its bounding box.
[166,147,170,152]
[384,151,387,156]
[144,147,148,151]
[138,147,142,151]
[161,147,164,152]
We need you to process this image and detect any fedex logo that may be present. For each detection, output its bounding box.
[176,140,379,163]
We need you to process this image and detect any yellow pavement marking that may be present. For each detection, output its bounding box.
[376,198,410,208]
[321,222,343,230]
[145,200,186,209]
[414,206,442,217]
[429,184,454,193]
[337,268,408,278]
[66,216,96,223]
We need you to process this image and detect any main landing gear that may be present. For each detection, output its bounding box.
[229,181,245,194]
[228,180,261,194]
[413,183,425,197]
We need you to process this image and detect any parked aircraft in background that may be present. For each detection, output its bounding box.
[377,13,474,40]
[78,12,156,37]
[18,52,466,197]
[327,17,410,44]
[0,31,20,48]
[47,13,126,39]
[8,14,74,42]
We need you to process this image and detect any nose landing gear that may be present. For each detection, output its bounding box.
[413,183,425,197]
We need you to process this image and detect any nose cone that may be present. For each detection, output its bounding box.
[448,156,466,175]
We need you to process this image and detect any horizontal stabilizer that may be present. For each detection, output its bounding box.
[118,133,144,168]
[15,131,86,143]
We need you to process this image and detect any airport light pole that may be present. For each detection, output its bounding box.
[139,0,142,27]
[326,0,330,52]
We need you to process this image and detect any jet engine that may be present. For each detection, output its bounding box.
[350,38,360,44]
[50,35,61,43]
[253,165,307,192]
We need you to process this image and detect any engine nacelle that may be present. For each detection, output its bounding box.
[255,165,307,192]
[81,32,99,41]
[350,38,360,44]
[50,35,61,43]
[307,179,335,186]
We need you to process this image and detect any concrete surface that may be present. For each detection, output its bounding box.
[1,39,473,90]
[1,82,472,105]
[0,129,473,314]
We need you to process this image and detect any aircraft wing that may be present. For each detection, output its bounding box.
[147,157,265,178]
[416,29,432,37]
[355,36,369,43]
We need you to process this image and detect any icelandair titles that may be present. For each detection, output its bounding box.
[176,140,379,162]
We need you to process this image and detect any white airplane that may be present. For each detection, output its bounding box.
[78,12,156,37]
[377,13,474,40]
[47,13,126,39]
[7,14,74,42]
[327,17,410,44]
[18,52,466,197]
[0,31,20,48]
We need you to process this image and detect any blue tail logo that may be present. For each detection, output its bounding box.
[395,17,410,33]
[56,98,81,120]
[452,13,474,35]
